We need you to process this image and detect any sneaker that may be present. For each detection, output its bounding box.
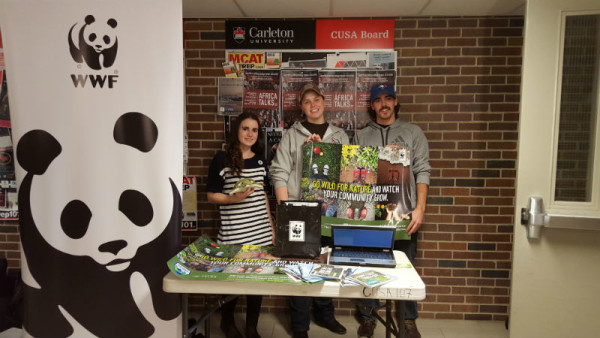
[404,319,421,338]
[357,320,376,338]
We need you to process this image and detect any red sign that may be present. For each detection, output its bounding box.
[316,19,394,50]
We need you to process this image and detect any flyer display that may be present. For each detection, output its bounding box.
[319,69,356,131]
[300,142,412,240]
[167,235,318,284]
[280,68,319,128]
[217,77,243,116]
[243,69,281,129]
[182,176,198,231]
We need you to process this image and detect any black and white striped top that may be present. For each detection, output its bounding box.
[207,151,273,246]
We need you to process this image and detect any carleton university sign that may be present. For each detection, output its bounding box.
[226,20,316,49]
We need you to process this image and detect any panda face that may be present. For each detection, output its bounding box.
[27,114,173,273]
[83,19,117,53]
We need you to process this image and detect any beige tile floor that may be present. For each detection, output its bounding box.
[194,311,509,338]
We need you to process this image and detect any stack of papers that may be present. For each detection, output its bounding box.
[280,263,323,283]
[279,264,400,288]
[310,264,348,280]
[346,269,397,288]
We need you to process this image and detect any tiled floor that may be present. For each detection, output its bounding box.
[0,313,509,338]
[194,311,509,338]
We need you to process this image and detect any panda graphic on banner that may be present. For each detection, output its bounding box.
[0,5,184,337]
[17,113,182,337]
[68,14,118,70]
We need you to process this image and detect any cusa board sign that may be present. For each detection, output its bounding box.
[316,19,395,50]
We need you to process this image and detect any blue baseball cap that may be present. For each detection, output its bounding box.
[370,83,396,102]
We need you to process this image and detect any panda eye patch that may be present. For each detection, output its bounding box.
[61,200,92,239]
[119,190,153,227]
[114,112,159,152]
[103,35,111,44]
[89,33,97,42]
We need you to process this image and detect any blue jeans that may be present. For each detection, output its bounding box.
[355,234,419,321]
[289,296,336,332]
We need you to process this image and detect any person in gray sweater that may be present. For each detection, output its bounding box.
[353,83,431,338]
[270,83,348,338]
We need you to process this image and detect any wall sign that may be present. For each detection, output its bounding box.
[226,20,316,49]
[316,19,395,50]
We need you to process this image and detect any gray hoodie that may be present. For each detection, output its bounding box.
[353,119,431,210]
[270,121,349,200]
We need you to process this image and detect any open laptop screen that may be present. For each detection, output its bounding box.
[332,226,395,249]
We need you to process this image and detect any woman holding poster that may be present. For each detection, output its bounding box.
[207,112,274,338]
[270,83,348,338]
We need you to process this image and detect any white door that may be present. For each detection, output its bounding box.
[511,1,600,337]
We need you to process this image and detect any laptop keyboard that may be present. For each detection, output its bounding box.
[334,249,391,259]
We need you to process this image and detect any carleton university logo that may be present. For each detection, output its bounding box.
[68,14,119,88]
[233,27,245,44]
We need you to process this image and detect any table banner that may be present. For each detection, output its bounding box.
[300,142,411,240]
[168,236,317,284]
[0,0,183,336]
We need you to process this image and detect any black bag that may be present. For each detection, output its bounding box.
[274,201,322,259]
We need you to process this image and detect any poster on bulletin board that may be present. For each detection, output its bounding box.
[182,176,198,231]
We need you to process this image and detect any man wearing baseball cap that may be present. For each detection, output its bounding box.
[352,83,431,338]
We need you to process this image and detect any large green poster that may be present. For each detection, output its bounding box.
[301,142,412,240]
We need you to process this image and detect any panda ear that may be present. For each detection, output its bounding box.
[107,18,117,28]
[85,15,95,25]
[16,130,62,175]
[114,112,158,153]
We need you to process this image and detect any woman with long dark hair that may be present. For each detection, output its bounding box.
[207,112,274,338]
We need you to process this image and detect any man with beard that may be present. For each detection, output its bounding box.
[352,83,431,338]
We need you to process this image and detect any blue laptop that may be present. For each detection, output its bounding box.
[329,224,397,268]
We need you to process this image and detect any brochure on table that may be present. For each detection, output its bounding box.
[167,235,321,284]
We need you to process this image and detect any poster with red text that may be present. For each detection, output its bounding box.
[280,68,318,128]
[319,69,356,131]
[243,69,281,128]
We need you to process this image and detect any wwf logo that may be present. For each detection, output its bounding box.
[68,15,119,89]
[233,27,245,44]
[68,15,118,70]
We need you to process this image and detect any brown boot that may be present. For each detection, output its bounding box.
[357,319,376,338]
[404,319,421,338]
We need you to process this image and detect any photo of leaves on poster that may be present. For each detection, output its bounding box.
[300,142,411,240]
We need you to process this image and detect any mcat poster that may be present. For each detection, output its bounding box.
[300,142,412,240]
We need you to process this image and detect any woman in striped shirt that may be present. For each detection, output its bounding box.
[207,112,274,338]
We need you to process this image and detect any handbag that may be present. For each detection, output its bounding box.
[274,201,322,259]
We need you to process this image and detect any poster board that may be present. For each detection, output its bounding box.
[300,142,412,240]
[167,235,317,283]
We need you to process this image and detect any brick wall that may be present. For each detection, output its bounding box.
[182,16,522,321]
[0,16,522,321]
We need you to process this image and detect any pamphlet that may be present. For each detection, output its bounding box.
[347,269,397,288]
[310,264,347,280]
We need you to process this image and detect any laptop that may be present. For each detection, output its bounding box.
[329,224,397,268]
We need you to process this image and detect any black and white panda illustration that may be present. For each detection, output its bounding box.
[16,112,181,337]
[68,14,118,70]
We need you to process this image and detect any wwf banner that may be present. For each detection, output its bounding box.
[0,1,183,337]
[301,143,411,240]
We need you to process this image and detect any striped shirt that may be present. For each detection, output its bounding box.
[207,151,273,246]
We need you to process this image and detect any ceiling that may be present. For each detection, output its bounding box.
[183,0,526,19]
